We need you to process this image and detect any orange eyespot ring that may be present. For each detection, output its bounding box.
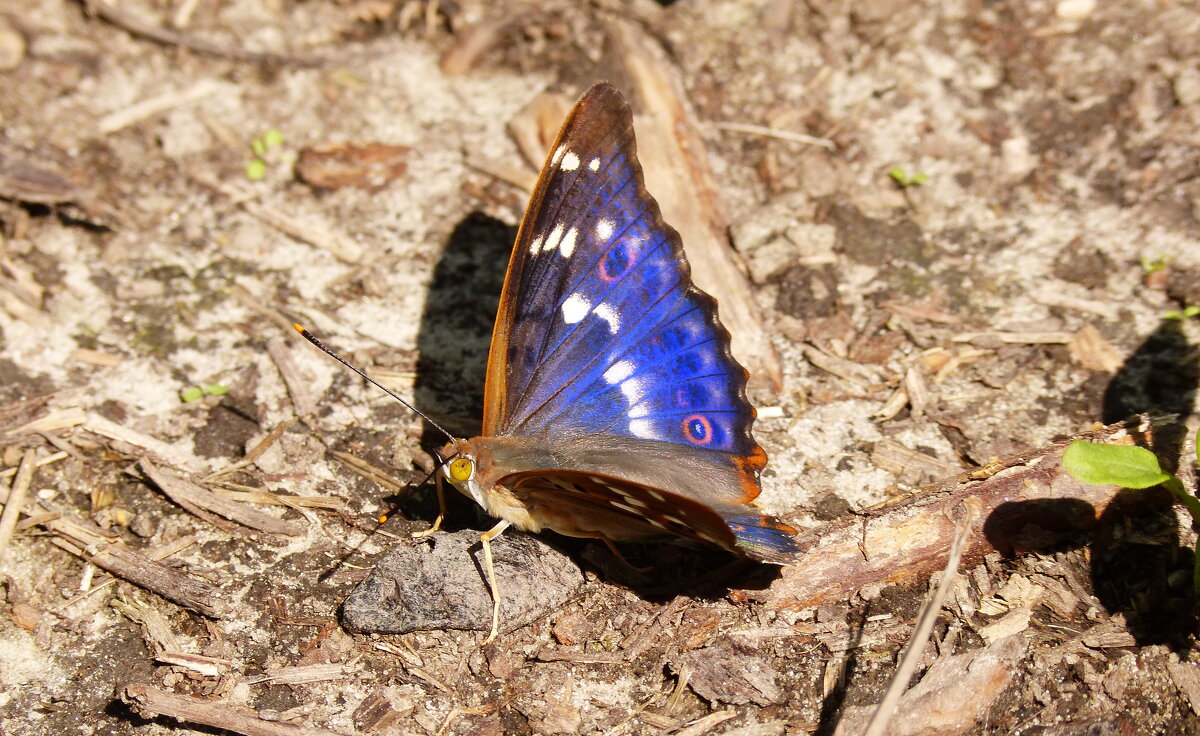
[448,457,474,482]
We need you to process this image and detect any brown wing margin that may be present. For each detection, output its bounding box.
[480,82,628,436]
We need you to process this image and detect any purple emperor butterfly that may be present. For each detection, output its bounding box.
[299,82,799,642]
[437,82,799,639]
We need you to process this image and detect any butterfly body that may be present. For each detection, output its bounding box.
[438,82,800,567]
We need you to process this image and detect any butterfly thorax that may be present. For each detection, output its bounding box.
[438,437,546,532]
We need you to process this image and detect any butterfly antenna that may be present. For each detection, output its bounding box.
[292,324,456,443]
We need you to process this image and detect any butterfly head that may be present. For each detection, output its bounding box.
[437,438,490,507]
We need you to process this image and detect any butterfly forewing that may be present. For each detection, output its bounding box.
[483,83,764,507]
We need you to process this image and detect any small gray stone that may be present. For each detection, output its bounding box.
[342,529,585,635]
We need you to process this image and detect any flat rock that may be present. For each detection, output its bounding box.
[342,529,585,635]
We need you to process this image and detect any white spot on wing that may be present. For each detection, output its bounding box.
[627,404,649,418]
[551,145,566,166]
[596,219,614,241]
[623,495,650,509]
[559,227,578,258]
[560,151,580,172]
[561,292,591,324]
[528,235,543,255]
[543,223,565,253]
[647,490,666,502]
[620,378,643,404]
[603,361,634,384]
[594,303,619,333]
[629,418,655,438]
[589,157,601,172]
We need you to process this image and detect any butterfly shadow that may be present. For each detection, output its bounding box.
[385,211,518,529]
[578,540,786,603]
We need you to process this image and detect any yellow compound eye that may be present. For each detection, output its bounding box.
[448,457,474,482]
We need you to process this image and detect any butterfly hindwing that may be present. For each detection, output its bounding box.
[482,83,764,506]
[498,469,800,564]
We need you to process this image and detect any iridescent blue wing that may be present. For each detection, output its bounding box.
[482,82,766,508]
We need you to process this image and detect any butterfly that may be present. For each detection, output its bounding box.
[430,82,801,641]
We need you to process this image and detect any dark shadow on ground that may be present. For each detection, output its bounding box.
[1102,318,1198,426]
[1096,319,1198,647]
[1092,486,1196,648]
[400,211,516,530]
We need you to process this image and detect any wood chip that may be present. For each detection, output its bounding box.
[155,651,233,677]
[83,413,199,471]
[295,143,409,190]
[122,684,345,736]
[509,92,573,171]
[141,460,304,537]
[267,337,318,419]
[438,17,510,76]
[1080,621,1137,649]
[672,709,738,736]
[762,416,1171,614]
[1167,658,1200,715]
[801,343,882,388]
[98,78,224,134]
[0,448,36,560]
[674,637,783,706]
[612,20,783,391]
[5,407,87,436]
[977,606,1032,644]
[71,347,124,367]
[111,597,182,654]
[248,662,360,685]
[869,439,960,483]
[1068,324,1124,372]
[951,330,1075,346]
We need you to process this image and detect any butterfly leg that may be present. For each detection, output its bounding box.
[479,519,511,645]
[411,474,447,539]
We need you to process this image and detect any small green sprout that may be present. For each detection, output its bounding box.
[1063,429,1200,592]
[245,129,285,181]
[889,166,929,188]
[181,383,229,402]
[1140,255,1167,275]
[262,129,285,148]
[244,158,267,181]
[1163,305,1200,321]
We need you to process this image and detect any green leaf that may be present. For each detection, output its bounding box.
[888,166,929,188]
[251,137,268,158]
[1062,440,1171,489]
[263,128,285,148]
[202,383,229,396]
[1139,255,1167,275]
[181,386,205,403]
[245,159,267,181]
